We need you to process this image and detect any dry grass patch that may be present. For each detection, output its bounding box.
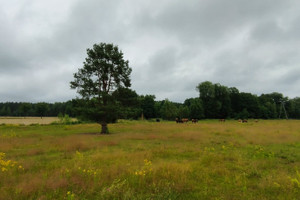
[0,117,61,125]
[26,148,45,156]
[16,173,45,196]
[51,135,98,152]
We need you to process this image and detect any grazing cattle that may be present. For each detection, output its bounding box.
[176,118,188,123]
[242,119,248,123]
[255,119,259,123]
[192,119,198,123]
[219,119,225,122]
[156,118,160,122]
[175,118,182,123]
[182,118,189,123]
[238,119,242,123]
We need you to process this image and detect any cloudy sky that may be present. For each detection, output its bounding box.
[1,0,300,103]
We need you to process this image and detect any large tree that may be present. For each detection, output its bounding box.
[197,81,228,118]
[196,81,216,118]
[70,43,132,134]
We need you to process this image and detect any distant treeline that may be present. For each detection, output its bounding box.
[1,81,300,120]
[0,101,75,118]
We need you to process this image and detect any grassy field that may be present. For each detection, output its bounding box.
[1,119,300,199]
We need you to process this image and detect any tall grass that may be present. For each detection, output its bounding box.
[1,119,300,199]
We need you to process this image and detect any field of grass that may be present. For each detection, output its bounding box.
[1,119,300,199]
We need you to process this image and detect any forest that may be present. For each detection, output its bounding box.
[1,81,300,120]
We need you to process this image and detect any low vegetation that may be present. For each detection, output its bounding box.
[1,119,300,199]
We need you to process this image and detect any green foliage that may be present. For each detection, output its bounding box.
[196,81,215,99]
[197,81,231,118]
[18,103,32,116]
[113,88,140,120]
[0,106,11,116]
[178,105,190,118]
[287,97,300,118]
[2,81,300,121]
[290,171,300,188]
[140,95,156,119]
[0,101,77,118]
[238,92,260,118]
[185,98,204,119]
[237,108,250,119]
[160,99,178,120]
[70,43,131,99]
[72,97,118,124]
[259,103,277,119]
[35,102,49,118]
[57,113,72,124]
[70,43,132,133]
[195,81,294,120]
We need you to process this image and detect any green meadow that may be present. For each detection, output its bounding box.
[1,120,300,199]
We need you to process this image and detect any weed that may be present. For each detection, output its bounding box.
[0,152,24,172]
[66,191,76,200]
[289,170,300,188]
[134,159,153,176]
[99,179,130,199]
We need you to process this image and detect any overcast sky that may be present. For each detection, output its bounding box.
[1,0,300,103]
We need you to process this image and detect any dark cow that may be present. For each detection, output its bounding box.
[156,118,160,122]
[192,119,198,123]
[175,118,182,123]
[242,119,248,123]
[176,118,188,123]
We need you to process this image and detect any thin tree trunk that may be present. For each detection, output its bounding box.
[101,122,109,134]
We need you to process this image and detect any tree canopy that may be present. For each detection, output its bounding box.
[70,43,132,133]
[2,82,300,122]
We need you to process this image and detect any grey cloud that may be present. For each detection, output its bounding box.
[134,0,288,45]
[148,47,178,75]
[1,0,300,103]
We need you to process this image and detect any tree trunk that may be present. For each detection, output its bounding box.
[101,122,109,134]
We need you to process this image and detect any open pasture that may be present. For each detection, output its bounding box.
[1,120,300,199]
